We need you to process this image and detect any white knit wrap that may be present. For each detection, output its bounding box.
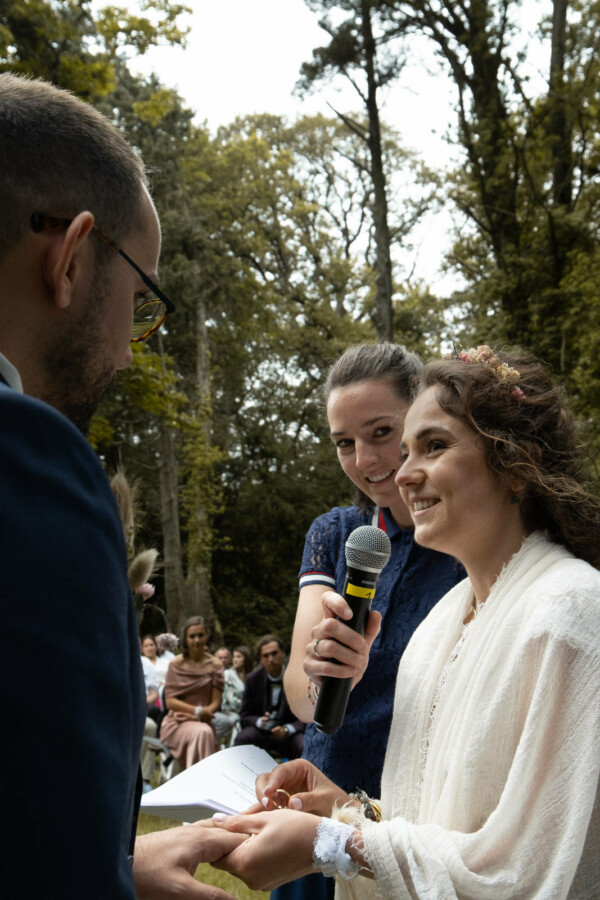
[337,533,600,900]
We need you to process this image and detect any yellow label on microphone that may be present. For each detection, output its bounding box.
[346,583,375,599]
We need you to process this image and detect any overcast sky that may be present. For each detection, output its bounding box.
[131,0,457,160]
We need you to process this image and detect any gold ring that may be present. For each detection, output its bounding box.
[314,639,321,657]
[271,789,291,809]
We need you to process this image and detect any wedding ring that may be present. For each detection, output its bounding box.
[314,639,322,658]
[271,789,291,809]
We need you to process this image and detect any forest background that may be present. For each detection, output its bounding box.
[2,0,599,648]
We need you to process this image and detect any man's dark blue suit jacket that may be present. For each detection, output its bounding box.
[0,378,145,898]
[239,665,305,733]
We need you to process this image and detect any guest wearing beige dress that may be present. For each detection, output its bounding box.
[160,616,224,770]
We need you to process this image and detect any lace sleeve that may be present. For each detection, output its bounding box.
[299,508,346,590]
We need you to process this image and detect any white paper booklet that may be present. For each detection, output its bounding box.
[140,744,276,822]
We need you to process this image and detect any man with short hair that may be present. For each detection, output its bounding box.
[0,73,239,899]
[216,647,232,668]
[235,635,305,759]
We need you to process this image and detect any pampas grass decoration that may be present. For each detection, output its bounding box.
[128,548,159,592]
[110,469,136,555]
[110,470,160,594]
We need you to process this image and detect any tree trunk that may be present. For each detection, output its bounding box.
[418,0,530,342]
[361,0,394,341]
[156,333,186,634]
[548,0,571,209]
[183,288,214,624]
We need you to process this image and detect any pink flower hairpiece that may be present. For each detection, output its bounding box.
[136,582,155,600]
[448,345,525,399]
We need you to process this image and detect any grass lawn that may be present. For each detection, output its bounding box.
[136,812,269,900]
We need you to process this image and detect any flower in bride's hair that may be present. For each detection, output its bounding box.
[457,345,522,386]
[136,582,155,600]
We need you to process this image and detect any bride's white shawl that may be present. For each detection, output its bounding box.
[339,533,600,899]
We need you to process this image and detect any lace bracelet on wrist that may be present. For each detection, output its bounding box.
[313,818,359,880]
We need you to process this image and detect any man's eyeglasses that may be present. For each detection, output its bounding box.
[31,213,175,342]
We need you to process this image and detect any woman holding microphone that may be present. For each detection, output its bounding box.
[208,346,600,899]
[275,343,463,899]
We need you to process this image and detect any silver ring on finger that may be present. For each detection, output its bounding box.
[314,638,322,658]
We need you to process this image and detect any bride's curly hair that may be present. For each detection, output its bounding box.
[419,348,600,568]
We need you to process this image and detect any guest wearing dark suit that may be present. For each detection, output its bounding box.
[235,635,305,759]
[0,73,240,900]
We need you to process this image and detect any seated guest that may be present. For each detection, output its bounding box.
[155,631,177,667]
[140,653,160,793]
[141,633,171,687]
[214,645,253,746]
[235,635,305,759]
[160,616,224,770]
[216,647,232,669]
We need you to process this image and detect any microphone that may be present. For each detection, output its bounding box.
[314,525,391,735]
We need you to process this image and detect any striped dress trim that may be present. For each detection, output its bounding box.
[298,571,337,590]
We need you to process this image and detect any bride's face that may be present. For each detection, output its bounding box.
[395,387,521,566]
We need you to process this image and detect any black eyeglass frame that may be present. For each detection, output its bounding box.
[30,213,175,342]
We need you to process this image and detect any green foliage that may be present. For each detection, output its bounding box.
[179,405,227,573]
[99,96,453,637]
[298,0,403,94]
[0,0,189,99]
[335,0,600,464]
[95,1,190,56]
[22,0,600,641]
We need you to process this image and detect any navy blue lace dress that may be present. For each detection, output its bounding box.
[299,504,464,798]
[270,505,464,900]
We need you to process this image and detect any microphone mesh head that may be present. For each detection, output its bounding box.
[345,525,391,573]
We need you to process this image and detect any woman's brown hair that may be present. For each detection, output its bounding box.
[419,348,600,568]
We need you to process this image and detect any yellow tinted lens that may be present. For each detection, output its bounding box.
[131,299,166,341]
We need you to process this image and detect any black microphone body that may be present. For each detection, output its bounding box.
[314,525,391,735]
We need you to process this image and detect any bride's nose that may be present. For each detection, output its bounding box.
[395,454,423,488]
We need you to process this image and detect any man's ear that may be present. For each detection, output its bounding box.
[45,212,95,310]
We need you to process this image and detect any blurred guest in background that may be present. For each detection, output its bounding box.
[160,617,224,769]
[141,633,171,687]
[216,647,232,669]
[140,650,160,793]
[235,635,305,759]
[214,645,253,747]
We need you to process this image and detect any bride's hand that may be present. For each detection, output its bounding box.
[210,809,319,891]
[245,758,350,816]
[303,590,382,686]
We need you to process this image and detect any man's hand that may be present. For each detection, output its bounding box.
[133,824,246,899]
[270,725,287,741]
